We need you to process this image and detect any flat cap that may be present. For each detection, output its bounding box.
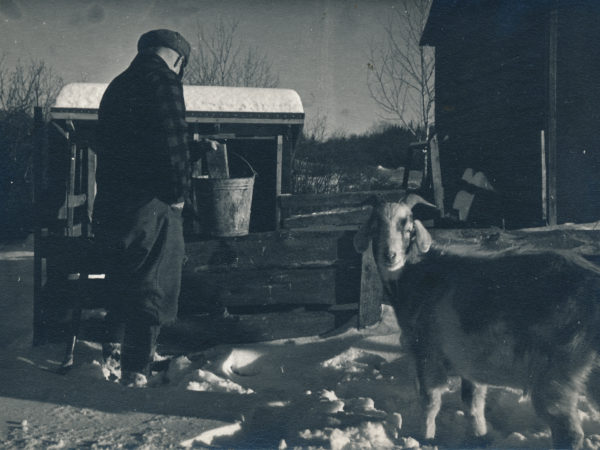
[137,29,191,62]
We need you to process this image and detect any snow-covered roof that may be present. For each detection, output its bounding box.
[51,82,304,123]
[53,82,304,113]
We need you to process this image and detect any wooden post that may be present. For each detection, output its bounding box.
[540,130,548,223]
[548,6,558,225]
[67,141,77,236]
[275,135,283,230]
[358,242,383,328]
[65,120,77,236]
[86,149,97,236]
[33,107,44,345]
[282,127,292,195]
[429,134,445,217]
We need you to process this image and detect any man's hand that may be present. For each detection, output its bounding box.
[170,201,184,210]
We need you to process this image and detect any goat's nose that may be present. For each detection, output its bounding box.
[385,251,397,263]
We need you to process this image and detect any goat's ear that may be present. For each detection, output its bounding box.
[354,211,375,253]
[413,219,432,253]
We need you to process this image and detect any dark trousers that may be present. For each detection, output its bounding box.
[96,197,185,374]
[104,318,160,373]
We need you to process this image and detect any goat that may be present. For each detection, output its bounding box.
[353,193,600,449]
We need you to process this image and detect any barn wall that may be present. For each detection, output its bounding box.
[430,0,600,226]
[556,4,600,223]
[434,5,548,228]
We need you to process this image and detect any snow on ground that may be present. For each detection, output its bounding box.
[2,239,600,449]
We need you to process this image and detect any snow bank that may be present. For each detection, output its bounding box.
[5,303,600,449]
[52,82,303,113]
[301,421,397,450]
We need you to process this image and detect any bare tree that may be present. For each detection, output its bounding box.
[0,56,63,236]
[0,55,63,118]
[367,0,434,140]
[185,18,279,88]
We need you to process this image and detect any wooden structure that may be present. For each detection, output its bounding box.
[33,83,314,345]
[44,83,305,233]
[421,0,600,228]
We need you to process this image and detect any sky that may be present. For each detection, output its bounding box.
[0,0,406,136]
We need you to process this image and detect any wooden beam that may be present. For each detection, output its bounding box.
[282,128,293,195]
[33,107,45,345]
[86,149,97,236]
[283,207,371,229]
[541,129,548,223]
[358,242,383,328]
[275,135,283,230]
[279,190,407,213]
[57,194,88,220]
[184,229,358,271]
[181,267,338,307]
[66,140,77,236]
[51,121,69,139]
[429,135,445,216]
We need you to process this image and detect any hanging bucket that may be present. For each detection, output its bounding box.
[193,153,256,237]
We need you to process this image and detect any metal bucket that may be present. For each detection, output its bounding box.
[193,153,255,237]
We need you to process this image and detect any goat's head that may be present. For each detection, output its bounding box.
[354,194,435,280]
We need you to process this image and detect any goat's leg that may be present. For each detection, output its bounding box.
[417,357,450,441]
[422,385,447,440]
[532,377,584,450]
[462,379,488,437]
[585,359,600,414]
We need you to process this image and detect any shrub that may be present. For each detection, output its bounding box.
[292,124,418,193]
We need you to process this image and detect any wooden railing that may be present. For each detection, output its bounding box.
[278,189,407,230]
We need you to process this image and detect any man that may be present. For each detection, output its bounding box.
[93,29,191,387]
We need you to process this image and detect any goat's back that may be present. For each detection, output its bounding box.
[392,249,600,387]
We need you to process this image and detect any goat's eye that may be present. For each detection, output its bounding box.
[397,218,407,230]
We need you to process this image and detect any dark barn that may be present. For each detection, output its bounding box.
[421,0,600,228]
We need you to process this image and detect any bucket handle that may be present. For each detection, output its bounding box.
[230,151,258,177]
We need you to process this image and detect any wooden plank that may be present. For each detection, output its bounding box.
[33,106,45,345]
[406,170,423,190]
[161,309,336,348]
[358,242,383,328]
[50,111,305,126]
[86,149,97,236]
[283,207,371,229]
[275,135,283,230]
[57,193,87,220]
[181,267,338,307]
[67,142,77,236]
[193,133,236,140]
[184,229,358,271]
[279,190,407,214]
[540,129,547,223]
[205,143,229,178]
[429,135,445,216]
[282,130,292,195]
